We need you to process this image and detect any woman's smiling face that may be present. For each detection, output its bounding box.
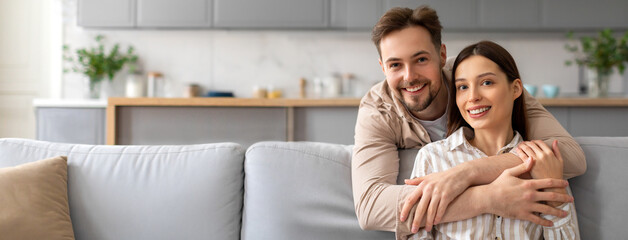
[454,55,522,131]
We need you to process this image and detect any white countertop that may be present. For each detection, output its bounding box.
[32,98,107,108]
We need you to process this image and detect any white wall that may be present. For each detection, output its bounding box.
[61,0,626,99]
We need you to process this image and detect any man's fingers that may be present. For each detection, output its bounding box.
[523,213,554,227]
[531,202,569,218]
[404,177,424,185]
[505,157,533,176]
[412,191,431,233]
[534,190,573,204]
[400,188,422,222]
[530,178,569,191]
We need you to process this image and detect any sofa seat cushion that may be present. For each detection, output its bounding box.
[0,156,75,240]
[242,141,393,240]
[0,138,245,240]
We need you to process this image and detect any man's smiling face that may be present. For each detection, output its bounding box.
[379,26,446,115]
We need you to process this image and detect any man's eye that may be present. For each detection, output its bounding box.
[389,63,400,68]
[417,57,428,63]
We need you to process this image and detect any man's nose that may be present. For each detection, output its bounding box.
[403,65,417,81]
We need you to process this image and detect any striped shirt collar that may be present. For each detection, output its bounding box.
[448,127,523,155]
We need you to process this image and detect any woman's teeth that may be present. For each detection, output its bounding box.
[469,107,490,115]
[405,84,425,92]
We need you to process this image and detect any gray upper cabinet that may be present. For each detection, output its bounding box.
[542,0,628,30]
[331,0,383,30]
[78,0,136,27]
[384,0,478,30]
[137,0,212,28]
[213,0,329,29]
[478,0,541,30]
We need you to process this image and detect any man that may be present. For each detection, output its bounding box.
[352,6,586,239]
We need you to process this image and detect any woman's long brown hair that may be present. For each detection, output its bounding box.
[446,41,528,140]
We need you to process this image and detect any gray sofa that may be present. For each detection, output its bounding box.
[0,137,626,239]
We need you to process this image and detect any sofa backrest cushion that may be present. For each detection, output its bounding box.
[571,137,628,240]
[0,138,245,240]
[242,141,392,240]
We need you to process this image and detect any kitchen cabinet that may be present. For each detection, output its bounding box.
[78,0,136,27]
[542,0,628,30]
[137,0,212,28]
[546,107,628,137]
[213,0,329,29]
[384,0,479,30]
[331,0,383,30]
[115,107,288,146]
[478,0,541,30]
[36,107,106,145]
[107,98,360,146]
[293,107,358,144]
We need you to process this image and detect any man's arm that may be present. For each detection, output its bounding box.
[523,90,586,178]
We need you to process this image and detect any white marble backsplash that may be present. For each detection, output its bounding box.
[61,0,626,99]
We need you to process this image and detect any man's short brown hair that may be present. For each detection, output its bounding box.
[372,5,443,58]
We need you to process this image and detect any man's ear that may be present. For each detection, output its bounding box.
[440,44,447,67]
[513,79,523,100]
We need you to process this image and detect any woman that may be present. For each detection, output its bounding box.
[409,41,579,239]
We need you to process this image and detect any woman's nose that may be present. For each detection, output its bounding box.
[468,87,481,102]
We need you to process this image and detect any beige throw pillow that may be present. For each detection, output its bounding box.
[0,156,75,240]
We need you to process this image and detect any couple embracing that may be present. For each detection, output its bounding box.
[352,6,583,240]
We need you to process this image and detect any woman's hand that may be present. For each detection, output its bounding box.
[401,165,472,233]
[516,140,567,207]
[516,140,563,180]
[484,157,572,226]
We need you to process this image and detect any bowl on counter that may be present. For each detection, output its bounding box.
[542,85,560,98]
[523,84,537,97]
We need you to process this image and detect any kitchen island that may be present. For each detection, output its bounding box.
[34,97,628,146]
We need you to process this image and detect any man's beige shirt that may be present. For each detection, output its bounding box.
[352,62,586,237]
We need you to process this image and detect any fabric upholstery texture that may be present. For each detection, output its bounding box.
[570,137,628,240]
[0,156,75,240]
[0,138,245,240]
[242,141,393,240]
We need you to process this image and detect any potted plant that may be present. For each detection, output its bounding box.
[565,29,628,97]
[63,35,138,99]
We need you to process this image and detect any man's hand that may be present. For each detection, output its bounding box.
[516,140,567,207]
[401,165,472,233]
[484,157,573,226]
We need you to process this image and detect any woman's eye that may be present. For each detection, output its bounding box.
[457,85,468,90]
[482,80,493,86]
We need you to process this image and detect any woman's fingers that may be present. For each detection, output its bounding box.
[424,192,440,231]
[400,186,423,222]
[504,157,534,176]
[405,176,425,185]
[412,189,431,233]
[434,195,451,226]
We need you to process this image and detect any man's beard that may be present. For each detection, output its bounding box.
[401,84,438,113]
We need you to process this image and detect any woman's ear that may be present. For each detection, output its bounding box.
[512,79,523,100]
